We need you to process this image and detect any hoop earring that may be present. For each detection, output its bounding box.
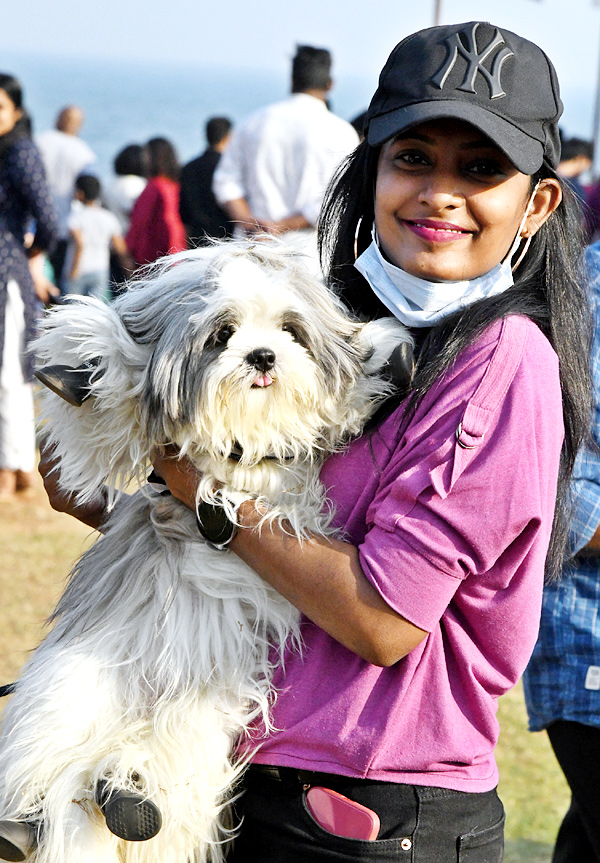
[511,234,532,273]
[353,216,364,262]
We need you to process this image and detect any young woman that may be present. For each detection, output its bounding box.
[125,136,186,267]
[37,22,591,863]
[0,74,58,498]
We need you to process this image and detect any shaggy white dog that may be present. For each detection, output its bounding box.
[0,241,411,863]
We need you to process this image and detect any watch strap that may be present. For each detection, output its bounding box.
[196,498,236,549]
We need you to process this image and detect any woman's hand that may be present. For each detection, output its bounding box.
[150,445,201,511]
[28,252,60,304]
[257,214,311,235]
[38,437,109,530]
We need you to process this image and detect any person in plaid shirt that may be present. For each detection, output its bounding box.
[524,240,600,863]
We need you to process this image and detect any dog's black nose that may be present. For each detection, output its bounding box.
[247,348,276,372]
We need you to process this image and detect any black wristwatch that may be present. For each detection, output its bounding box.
[196,499,237,550]
[147,471,236,550]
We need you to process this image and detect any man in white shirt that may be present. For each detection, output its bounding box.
[36,105,97,287]
[212,46,359,267]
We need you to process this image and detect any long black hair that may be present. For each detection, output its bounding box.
[0,73,29,165]
[318,140,593,579]
[146,137,180,182]
[114,143,149,178]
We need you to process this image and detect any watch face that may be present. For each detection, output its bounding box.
[196,500,234,546]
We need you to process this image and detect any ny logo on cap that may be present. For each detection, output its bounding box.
[431,23,514,100]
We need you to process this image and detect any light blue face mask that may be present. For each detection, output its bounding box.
[354,234,514,328]
[354,184,539,328]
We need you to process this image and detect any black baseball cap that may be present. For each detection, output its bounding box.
[365,21,563,174]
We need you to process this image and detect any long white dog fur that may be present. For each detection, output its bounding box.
[0,240,411,863]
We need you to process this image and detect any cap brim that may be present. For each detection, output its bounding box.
[367,100,545,175]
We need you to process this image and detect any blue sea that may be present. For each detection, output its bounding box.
[1,51,376,184]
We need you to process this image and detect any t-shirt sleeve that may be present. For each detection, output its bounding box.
[358,317,564,632]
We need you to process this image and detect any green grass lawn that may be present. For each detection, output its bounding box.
[0,472,570,861]
[497,683,568,862]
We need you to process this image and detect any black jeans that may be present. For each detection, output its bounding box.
[227,766,504,862]
[547,720,600,863]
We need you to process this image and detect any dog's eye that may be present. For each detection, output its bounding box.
[215,325,234,345]
[282,322,308,349]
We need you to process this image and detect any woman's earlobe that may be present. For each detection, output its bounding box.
[527,178,562,236]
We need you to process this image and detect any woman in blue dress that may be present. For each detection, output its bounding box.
[0,73,58,497]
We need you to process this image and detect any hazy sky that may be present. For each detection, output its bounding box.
[3,0,600,136]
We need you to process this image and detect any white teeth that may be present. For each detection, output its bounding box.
[413,223,465,233]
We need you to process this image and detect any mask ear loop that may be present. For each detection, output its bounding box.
[355,179,379,261]
[353,216,363,262]
[354,219,382,261]
[509,180,541,273]
[510,235,532,274]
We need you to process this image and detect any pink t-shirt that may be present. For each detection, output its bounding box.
[251,315,564,792]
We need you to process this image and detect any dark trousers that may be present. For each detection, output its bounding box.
[227,765,504,862]
[547,720,600,863]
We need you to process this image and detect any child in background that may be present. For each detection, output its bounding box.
[65,174,132,302]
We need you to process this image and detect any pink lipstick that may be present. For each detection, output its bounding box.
[404,219,472,243]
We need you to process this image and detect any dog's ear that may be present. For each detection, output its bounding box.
[34,298,152,504]
[136,319,195,444]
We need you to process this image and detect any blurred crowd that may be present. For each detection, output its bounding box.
[35,113,234,302]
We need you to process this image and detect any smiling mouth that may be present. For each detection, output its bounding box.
[404,220,473,242]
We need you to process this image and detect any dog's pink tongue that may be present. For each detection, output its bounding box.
[253,374,273,388]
